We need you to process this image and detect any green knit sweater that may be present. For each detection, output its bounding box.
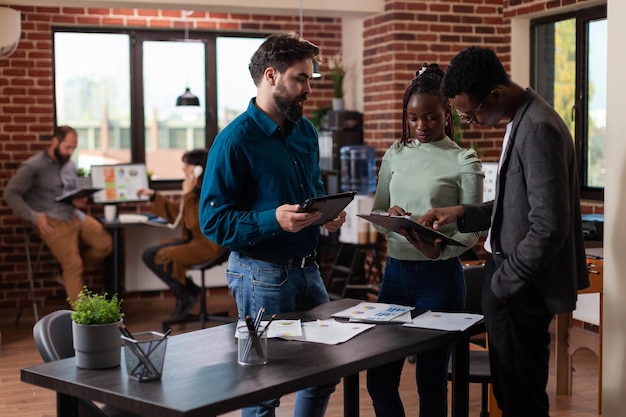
[372,137,484,261]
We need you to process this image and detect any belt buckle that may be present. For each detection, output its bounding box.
[300,251,316,268]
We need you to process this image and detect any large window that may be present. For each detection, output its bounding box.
[53,29,263,181]
[531,5,607,199]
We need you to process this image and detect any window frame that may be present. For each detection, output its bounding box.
[530,4,607,201]
[51,27,267,188]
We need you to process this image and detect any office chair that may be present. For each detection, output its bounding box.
[32,310,146,417]
[15,221,47,325]
[161,247,234,332]
[447,263,493,417]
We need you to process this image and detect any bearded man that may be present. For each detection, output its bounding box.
[4,125,112,302]
[199,33,345,417]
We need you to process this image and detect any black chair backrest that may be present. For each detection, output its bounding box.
[32,309,75,362]
[463,264,485,315]
[188,247,230,270]
[32,310,142,417]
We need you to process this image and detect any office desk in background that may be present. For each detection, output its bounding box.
[102,219,227,296]
[21,298,482,417]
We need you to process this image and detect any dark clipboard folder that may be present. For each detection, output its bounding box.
[358,213,466,247]
[55,187,102,204]
[298,191,357,225]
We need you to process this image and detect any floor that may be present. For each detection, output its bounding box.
[0,295,601,417]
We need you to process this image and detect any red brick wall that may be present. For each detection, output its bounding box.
[362,0,602,214]
[0,5,342,308]
[362,0,597,155]
[0,0,603,308]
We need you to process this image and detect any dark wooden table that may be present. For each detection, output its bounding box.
[21,298,481,417]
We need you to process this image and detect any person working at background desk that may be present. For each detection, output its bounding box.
[3,125,112,302]
[199,33,345,417]
[415,46,589,417]
[137,148,221,321]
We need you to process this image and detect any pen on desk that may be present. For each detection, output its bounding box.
[118,325,132,339]
[244,314,264,360]
[263,314,277,332]
[253,307,265,330]
[242,316,255,360]
[245,315,256,331]
[119,324,135,340]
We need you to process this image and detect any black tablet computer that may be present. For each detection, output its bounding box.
[358,213,465,246]
[55,187,102,204]
[298,191,357,225]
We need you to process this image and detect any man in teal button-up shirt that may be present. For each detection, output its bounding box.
[199,33,345,417]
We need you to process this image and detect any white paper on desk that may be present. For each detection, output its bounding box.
[282,319,375,345]
[402,310,483,332]
[332,302,414,323]
[235,319,302,338]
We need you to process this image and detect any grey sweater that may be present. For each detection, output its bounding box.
[4,151,80,223]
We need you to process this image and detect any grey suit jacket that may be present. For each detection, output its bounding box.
[460,88,589,314]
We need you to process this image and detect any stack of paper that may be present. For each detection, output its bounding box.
[402,310,483,331]
[282,319,375,345]
[235,319,302,338]
[331,302,414,323]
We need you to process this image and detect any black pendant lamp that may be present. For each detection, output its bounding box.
[176,11,200,107]
[312,58,321,79]
[176,87,200,106]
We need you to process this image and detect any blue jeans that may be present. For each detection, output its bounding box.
[366,257,465,417]
[227,252,338,417]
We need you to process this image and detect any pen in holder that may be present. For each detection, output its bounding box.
[237,326,268,366]
[238,308,268,366]
[121,331,169,381]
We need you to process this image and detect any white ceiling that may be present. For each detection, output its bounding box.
[0,0,384,18]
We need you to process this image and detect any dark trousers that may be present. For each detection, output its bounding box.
[142,242,186,293]
[483,256,553,417]
[367,257,464,417]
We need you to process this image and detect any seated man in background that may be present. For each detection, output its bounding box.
[3,125,113,302]
[137,149,221,321]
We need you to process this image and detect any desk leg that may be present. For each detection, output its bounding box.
[57,393,79,417]
[343,373,360,417]
[554,312,570,395]
[451,338,469,417]
[105,227,120,296]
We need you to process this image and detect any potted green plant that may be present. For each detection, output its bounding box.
[328,51,345,111]
[70,286,125,369]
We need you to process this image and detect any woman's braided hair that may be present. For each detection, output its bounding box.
[401,63,453,145]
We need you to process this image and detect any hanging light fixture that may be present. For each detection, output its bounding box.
[299,0,321,79]
[176,10,200,106]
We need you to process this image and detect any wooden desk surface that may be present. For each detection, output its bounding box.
[21,298,479,417]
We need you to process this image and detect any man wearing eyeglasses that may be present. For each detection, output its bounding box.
[414,46,589,417]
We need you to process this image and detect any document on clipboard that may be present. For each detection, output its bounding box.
[55,187,101,204]
[297,191,356,225]
[357,213,466,247]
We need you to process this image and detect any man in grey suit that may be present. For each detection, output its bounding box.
[410,47,589,417]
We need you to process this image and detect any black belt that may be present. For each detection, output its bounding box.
[242,251,317,268]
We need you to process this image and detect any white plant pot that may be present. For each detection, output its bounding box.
[72,320,123,369]
[332,97,345,111]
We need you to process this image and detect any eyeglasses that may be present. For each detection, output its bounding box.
[456,99,484,125]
